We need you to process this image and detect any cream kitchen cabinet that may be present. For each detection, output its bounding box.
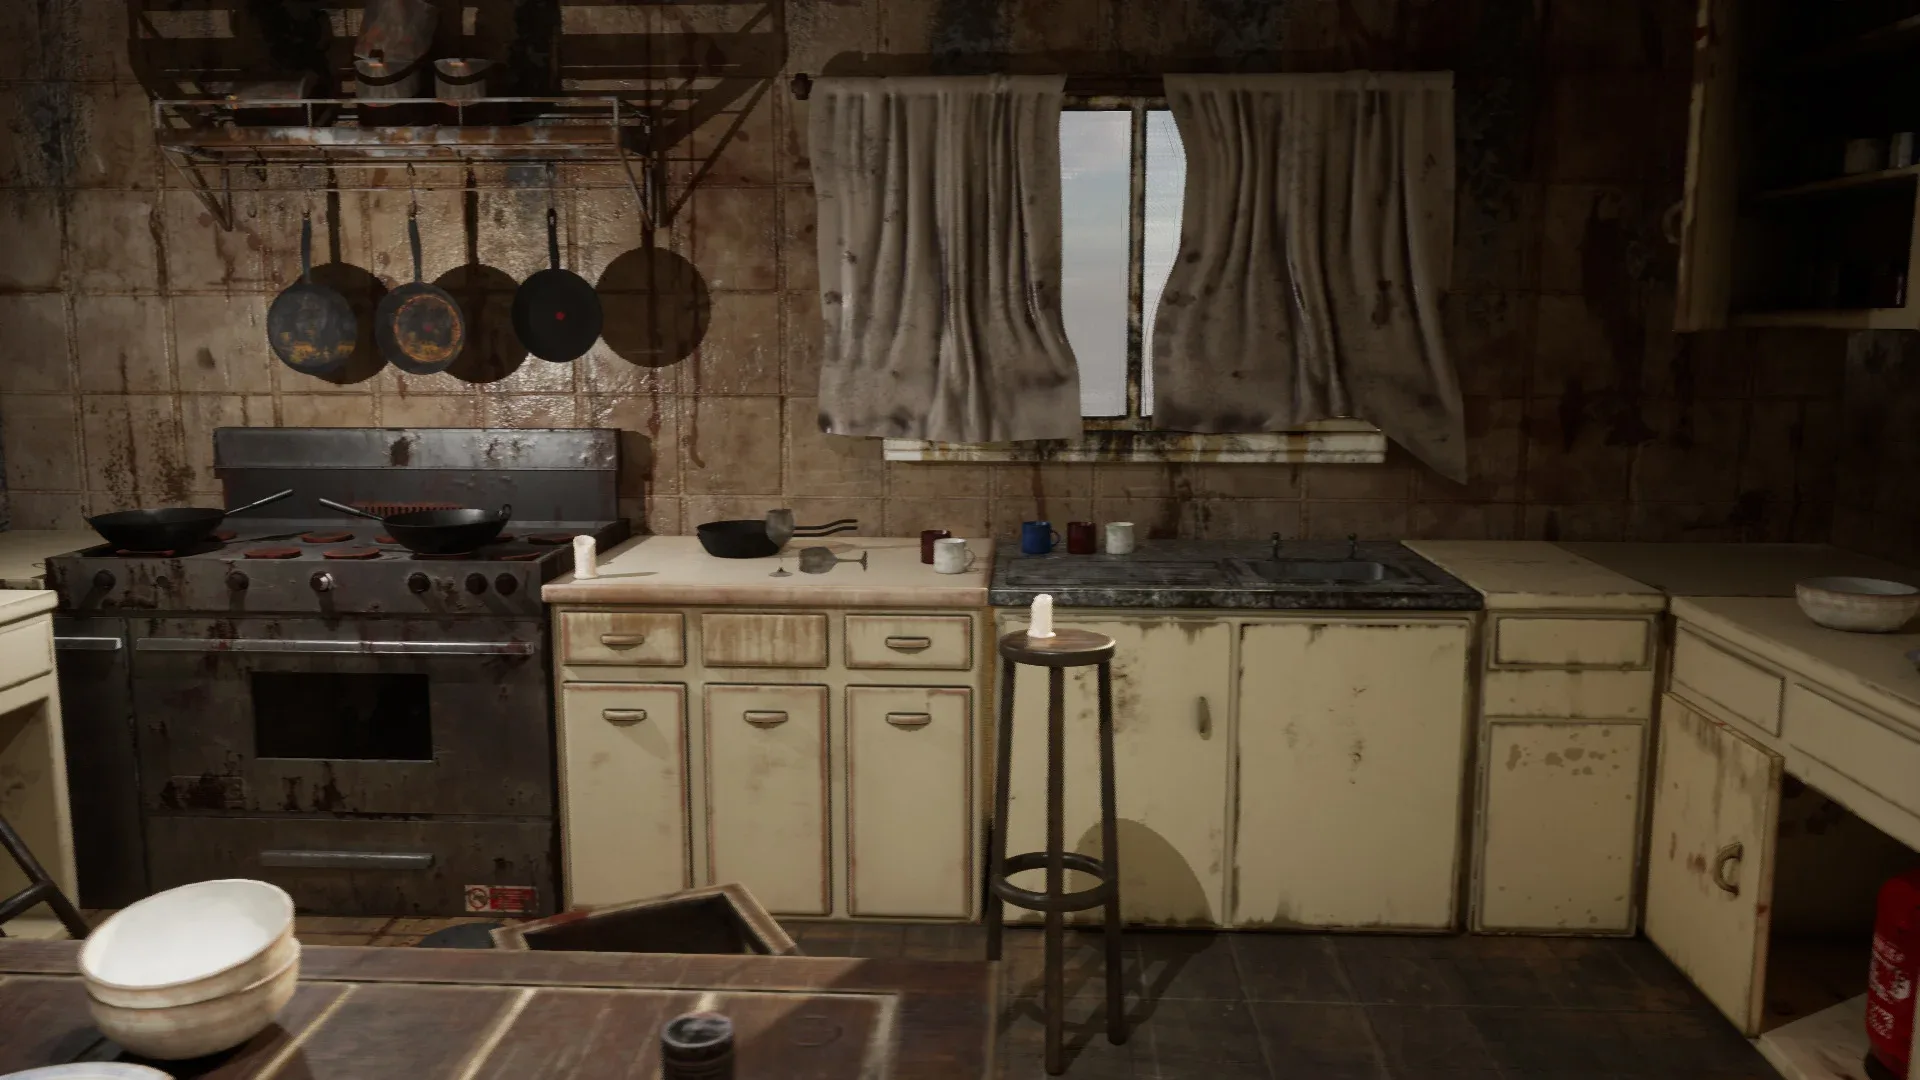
[551,586,988,920]
[1233,617,1474,930]
[994,613,1234,926]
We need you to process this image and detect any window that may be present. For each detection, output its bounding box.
[881,100,1386,464]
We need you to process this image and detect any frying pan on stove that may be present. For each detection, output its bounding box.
[87,489,293,552]
[319,497,512,554]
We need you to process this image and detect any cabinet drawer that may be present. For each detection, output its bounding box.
[703,684,830,914]
[1784,684,1920,818]
[558,683,690,907]
[1480,668,1655,720]
[701,613,828,668]
[846,686,972,918]
[845,615,973,670]
[560,612,685,667]
[1671,628,1783,736]
[0,620,52,691]
[1492,617,1650,669]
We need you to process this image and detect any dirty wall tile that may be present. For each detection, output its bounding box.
[779,187,816,293]
[9,491,88,528]
[1094,463,1175,499]
[1542,74,1677,184]
[0,88,67,187]
[788,0,879,73]
[1751,328,1848,399]
[1009,0,1117,58]
[67,0,141,84]
[688,291,781,394]
[999,495,1100,539]
[67,189,160,293]
[1627,398,1746,505]
[574,179,664,281]
[583,393,682,497]
[279,394,378,428]
[163,190,270,292]
[784,497,884,535]
[1300,462,1412,501]
[1418,397,1524,503]
[1195,499,1302,540]
[682,495,767,526]
[785,396,885,496]
[1538,184,1645,295]
[262,190,372,286]
[1522,396,1634,505]
[691,187,780,291]
[1543,0,1680,70]
[887,462,993,499]
[81,394,188,503]
[1443,292,1532,399]
[1452,180,1540,292]
[1411,501,1523,540]
[364,188,464,287]
[1523,503,1627,542]
[1085,496,1192,539]
[0,295,72,392]
[579,343,681,396]
[0,189,63,289]
[1,393,80,491]
[1197,464,1304,499]
[179,394,271,489]
[173,295,275,394]
[784,290,823,395]
[74,295,168,392]
[378,393,481,428]
[637,496,682,536]
[485,352,577,394]
[1532,293,1627,397]
[1627,500,1752,543]
[68,83,160,189]
[679,85,779,188]
[883,497,992,540]
[991,463,1095,502]
[481,394,578,427]
[682,395,782,495]
[1303,500,1410,540]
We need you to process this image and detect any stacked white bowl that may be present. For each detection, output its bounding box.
[79,880,300,1060]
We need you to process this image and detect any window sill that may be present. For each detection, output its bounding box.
[882,421,1386,464]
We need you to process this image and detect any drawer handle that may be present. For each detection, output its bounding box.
[1712,842,1743,896]
[884,635,933,651]
[1195,696,1211,738]
[603,708,647,724]
[744,710,789,727]
[599,633,648,648]
[885,711,932,729]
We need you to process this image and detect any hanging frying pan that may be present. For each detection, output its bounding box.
[267,208,356,376]
[374,203,466,374]
[513,205,603,363]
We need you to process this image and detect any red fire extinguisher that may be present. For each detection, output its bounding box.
[1868,869,1920,1077]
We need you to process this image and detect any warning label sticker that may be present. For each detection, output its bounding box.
[464,884,538,914]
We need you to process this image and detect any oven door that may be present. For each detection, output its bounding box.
[130,617,552,817]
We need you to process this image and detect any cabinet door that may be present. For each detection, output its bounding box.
[1675,0,1738,331]
[846,686,972,918]
[558,683,689,907]
[1001,615,1232,925]
[1646,693,1781,1036]
[703,684,831,915]
[1233,619,1472,930]
[1475,720,1646,933]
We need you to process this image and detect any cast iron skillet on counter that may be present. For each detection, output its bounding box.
[86,489,294,552]
[696,509,859,559]
[319,498,511,554]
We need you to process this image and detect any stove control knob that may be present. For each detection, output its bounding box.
[465,573,488,595]
[494,573,518,596]
[92,570,115,590]
[310,572,335,594]
[226,571,249,592]
[407,572,431,594]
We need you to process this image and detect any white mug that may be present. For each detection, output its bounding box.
[1104,521,1136,555]
[932,537,977,574]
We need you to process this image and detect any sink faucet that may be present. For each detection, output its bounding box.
[1270,532,1282,560]
[1347,533,1359,559]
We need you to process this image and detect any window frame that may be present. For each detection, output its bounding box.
[880,95,1387,465]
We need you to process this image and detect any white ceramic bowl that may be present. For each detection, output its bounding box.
[1795,576,1920,633]
[81,879,295,1009]
[86,942,300,1061]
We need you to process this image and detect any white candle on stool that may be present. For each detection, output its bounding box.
[572,534,599,579]
[1028,593,1055,639]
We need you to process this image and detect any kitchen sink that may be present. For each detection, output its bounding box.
[1223,558,1412,584]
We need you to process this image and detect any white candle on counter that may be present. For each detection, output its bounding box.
[1028,593,1055,639]
[572,534,599,579]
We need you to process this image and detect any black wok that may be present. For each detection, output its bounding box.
[319,497,511,554]
[87,489,293,552]
[696,517,858,559]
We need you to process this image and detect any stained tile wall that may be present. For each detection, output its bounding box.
[0,0,1852,543]
[1834,332,1920,567]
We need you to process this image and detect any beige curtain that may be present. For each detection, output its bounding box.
[809,76,1082,443]
[1153,73,1466,482]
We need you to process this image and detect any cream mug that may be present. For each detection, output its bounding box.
[933,537,977,574]
[1104,521,1136,555]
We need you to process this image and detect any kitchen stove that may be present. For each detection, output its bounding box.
[47,427,629,917]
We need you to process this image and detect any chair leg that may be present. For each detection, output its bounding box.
[0,812,88,940]
[985,657,1017,963]
[1043,665,1066,1077]
[1097,660,1126,1045]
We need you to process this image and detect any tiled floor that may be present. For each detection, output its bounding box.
[96,911,1781,1078]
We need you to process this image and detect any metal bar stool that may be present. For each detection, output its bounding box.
[0,811,89,939]
[985,627,1125,1075]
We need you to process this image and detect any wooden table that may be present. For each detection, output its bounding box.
[0,941,999,1078]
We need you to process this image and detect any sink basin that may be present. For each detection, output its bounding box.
[1225,558,1411,585]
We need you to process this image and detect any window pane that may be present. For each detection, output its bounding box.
[1141,109,1185,418]
[1058,111,1133,417]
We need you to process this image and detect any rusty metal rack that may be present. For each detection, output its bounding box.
[153,96,662,230]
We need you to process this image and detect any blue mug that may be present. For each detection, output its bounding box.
[1021,521,1060,555]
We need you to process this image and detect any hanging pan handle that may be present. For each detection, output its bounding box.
[318,498,387,522]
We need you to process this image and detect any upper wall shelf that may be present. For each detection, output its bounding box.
[1772,13,1920,72]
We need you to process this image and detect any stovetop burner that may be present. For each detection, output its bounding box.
[244,546,302,560]
[322,547,383,560]
[301,531,354,544]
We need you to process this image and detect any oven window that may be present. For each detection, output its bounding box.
[252,673,433,761]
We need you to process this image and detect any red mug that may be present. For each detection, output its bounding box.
[1066,521,1096,555]
[920,529,951,564]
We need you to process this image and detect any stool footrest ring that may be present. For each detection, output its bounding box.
[989,850,1112,913]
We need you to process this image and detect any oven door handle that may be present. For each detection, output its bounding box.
[260,850,435,871]
[134,638,537,656]
[54,636,124,652]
